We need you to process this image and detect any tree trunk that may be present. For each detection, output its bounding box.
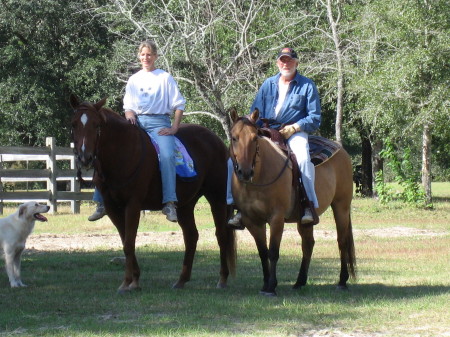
[360,135,373,197]
[421,123,432,204]
[371,139,384,198]
[326,0,344,144]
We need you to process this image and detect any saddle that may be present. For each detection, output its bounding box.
[258,125,341,226]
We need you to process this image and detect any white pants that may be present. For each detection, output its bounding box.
[226,132,318,209]
[288,131,319,209]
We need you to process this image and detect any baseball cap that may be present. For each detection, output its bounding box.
[277,47,298,60]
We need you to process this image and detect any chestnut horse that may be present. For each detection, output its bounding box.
[70,95,236,293]
[230,109,356,296]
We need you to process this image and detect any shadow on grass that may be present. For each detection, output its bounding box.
[0,248,448,336]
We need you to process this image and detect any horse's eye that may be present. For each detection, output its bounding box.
[232,136,237,142]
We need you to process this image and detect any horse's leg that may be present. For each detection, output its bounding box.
[332,203,356,290]
[208,199,237,289]
[105,207,130,292]
[109,205,141,294]
[245,222,270,294]
[262,216,285,296]
[293,223,315,289]
[172,202,198,289]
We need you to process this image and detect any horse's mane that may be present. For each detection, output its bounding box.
[100,107,127,123]
[78,101,126,124]
[234,116,287,160]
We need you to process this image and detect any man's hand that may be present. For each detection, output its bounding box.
[279,124,301,139]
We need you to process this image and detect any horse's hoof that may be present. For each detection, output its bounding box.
[336,284,349,291]
[117,285,141,294]
[259,290,277,297]
[292,283,303,290]
[216,281,228,289]
[172,282,185,289]
[129,285,141,292]
[110,257,126,266]
[117,287,131,295]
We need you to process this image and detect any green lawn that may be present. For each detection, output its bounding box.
[0,183,449,336]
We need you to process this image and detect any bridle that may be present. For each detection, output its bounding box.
[230,119,291,187]
[73,105,147,189]
[72,105,102,185]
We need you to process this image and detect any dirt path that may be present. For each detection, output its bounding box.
[26,226,446,252]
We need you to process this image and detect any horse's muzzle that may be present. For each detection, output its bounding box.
[235,164,254,183]
[75,152,95,169]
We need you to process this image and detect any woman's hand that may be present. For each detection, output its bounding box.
[125,110,137,125]
[158,125,178,136]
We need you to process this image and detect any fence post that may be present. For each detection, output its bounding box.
[46,137,57,213]
[0,155,3,215]
[70,143,81,214]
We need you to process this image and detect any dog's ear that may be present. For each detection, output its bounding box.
[18,204,26,217]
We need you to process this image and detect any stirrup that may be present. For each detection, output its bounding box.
[228,211,245,230]
[301,208,313,224]
[162,202,178,222]
[88,205,106,221]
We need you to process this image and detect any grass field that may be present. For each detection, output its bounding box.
[0,183,449,336]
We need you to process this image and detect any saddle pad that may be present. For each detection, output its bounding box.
[147,133,198,181]
[309,135,342,166]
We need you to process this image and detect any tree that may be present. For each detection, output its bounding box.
[347,0,450,203]
[0,0,118,146]
[87,0,319,140]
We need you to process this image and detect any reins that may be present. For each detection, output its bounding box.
[248,146,291,187]
[96,126,147,190]
[231,118,291,187]
[73,106,147,190]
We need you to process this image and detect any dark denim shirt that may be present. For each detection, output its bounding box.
[250,71,321,133]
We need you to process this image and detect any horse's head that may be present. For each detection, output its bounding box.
[230,108,260,182]
[70,94,108,169]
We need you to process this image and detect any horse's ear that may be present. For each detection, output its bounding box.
[230,108,239,123]
[94,97,108,111]
[99,109,108,123]
[249,108,259,123]
[70,94,80,109]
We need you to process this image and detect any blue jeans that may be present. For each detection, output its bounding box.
[93,187,103,204]
[138,114,177,204]
[226,158,234,205]
[95,157,233,206]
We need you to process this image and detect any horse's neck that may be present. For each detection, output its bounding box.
[98,122,143,165]
[255,137,289,180]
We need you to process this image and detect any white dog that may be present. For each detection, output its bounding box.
[0,202,50,287]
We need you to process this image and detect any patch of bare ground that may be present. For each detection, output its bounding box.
[26,226,447,252]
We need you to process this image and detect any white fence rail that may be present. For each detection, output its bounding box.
[0,137,94,214]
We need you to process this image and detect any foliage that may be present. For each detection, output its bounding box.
[0,0,120,146]
[86,0,321,140]
[374,170,393,204]
[0,0,448,191]
[376,138,428,207]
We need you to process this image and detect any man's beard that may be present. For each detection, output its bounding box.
[280,68,296,77]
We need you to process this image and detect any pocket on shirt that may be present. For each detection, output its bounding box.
[290,94,306,110]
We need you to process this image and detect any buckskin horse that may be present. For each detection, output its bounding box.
[230,109,356,296]
[70,94,236,293]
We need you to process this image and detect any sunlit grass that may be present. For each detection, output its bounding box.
[0,183,449,336]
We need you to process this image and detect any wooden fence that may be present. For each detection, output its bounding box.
[0,137,94,214]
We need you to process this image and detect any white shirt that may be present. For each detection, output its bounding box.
[274,78,290,118]
[123,69,186,115]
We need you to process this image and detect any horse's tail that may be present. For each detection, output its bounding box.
[226,228,237,277]
[347,215,357,279]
